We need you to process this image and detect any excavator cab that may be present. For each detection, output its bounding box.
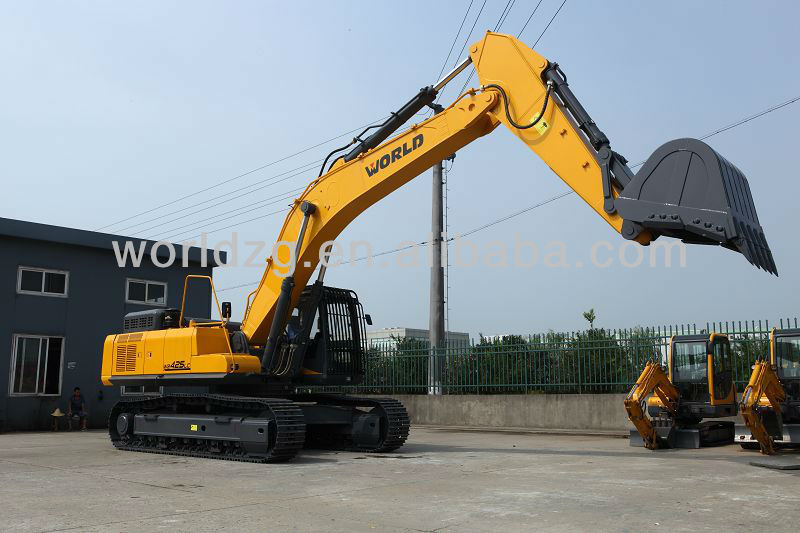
[628,333,737,449]
[265,281,368,386]
[663,334,737,421]
[767,329,800,440]
[774,329,800,387]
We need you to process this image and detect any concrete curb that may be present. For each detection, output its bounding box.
[391,394,633,433]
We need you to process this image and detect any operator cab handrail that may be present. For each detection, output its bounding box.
[178,274,233,355]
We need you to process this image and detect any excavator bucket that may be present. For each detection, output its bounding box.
[615,138,777,274]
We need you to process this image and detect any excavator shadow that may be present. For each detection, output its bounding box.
[400,442,750,463]
[269,454,340,465]
[748,452,800,471]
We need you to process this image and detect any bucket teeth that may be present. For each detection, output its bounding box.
[734,220,778,275]
[615,138,777,276]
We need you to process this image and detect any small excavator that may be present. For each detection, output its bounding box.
[626,333,738,449]
[737,328,800,453]
[100,31,775,462]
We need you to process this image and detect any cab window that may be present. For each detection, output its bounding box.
[775,336,800,379]
[672,341,707,382]
[712,339,732,375]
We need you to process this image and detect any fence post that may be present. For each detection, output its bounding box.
[577,332,583,394]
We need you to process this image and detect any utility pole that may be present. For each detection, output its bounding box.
[429,105,446,395]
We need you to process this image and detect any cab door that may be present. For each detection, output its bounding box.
[709,335,735,405]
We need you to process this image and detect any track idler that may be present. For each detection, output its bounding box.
[615,138,777,274]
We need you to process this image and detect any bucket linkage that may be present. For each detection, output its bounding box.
[543,63,776,274]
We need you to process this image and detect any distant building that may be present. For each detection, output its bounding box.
[0,217,223,432]
[366,327,471,350]
[479,334,520,342]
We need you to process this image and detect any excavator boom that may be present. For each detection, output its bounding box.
[740,360,786,454]
[241,32,776,348]
[625,361,680,449]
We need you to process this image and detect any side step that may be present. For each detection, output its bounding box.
[630,421,735,449]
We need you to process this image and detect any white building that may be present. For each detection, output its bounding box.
[366,327,471,350]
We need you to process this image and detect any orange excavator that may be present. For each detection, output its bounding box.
[100,32,775,462]
[626,333,738,449]
[737,328,800,453]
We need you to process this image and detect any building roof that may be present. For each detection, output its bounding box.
[0,217,225,267]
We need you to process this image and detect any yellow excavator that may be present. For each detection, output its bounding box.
[100,32,775,462]
[626,333,738,449]
[737,328,800,453]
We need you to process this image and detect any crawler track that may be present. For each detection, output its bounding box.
[108,394,306,463]
[109,393,409,462]
[296,394,410,452]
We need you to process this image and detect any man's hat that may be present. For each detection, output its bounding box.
[51,408,66,417]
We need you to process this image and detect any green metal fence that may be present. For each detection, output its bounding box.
[315,317,798,395]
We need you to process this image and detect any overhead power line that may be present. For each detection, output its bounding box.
[139,4,495,241]
[494,0,516,32]
[698,94,800,141]
[434,0,476,82]
[457,0,557,103]
[416,0,478,120]
[458,190,573,238]
[136,0,528,244]
[216,190,569,293]
[428,0,514,117]
[628,93,800,169]
[217,281,262,293]
[102,1,530,237]
[440,0,488,105]
[176,206,291,244]
[452,0,488,71]
[117,159,322,235]
[153,187,305,242]
[216,92,800,293]
[532,0,567,48]
[98,1,564,236]
[517,0,544,37]
[95,116,389,232]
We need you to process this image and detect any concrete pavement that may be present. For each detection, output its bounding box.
[1,427,798,532]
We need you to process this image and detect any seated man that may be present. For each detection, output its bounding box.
[67,387,88,431]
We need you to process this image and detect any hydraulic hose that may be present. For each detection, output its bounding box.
[482,81,553,130]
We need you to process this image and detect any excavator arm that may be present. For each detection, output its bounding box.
[240,32,776,360]
[624,362,681,449]
[740,360,786,454]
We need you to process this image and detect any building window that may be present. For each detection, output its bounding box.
[121,384,163,396]
[126,279,167,306]
[9,335,64,396]
[17,267,69,297]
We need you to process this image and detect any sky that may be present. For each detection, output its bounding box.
[1,1,798,338]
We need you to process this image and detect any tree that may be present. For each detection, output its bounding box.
[582,308,596,329]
